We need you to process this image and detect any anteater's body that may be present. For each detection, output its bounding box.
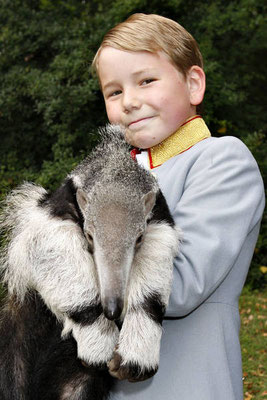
[0,125,179,400]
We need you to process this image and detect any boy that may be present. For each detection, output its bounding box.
[92,14,265,400]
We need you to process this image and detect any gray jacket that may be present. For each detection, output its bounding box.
[109,134,265,400]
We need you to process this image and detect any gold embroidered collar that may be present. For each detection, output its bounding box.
[147,116,211,169]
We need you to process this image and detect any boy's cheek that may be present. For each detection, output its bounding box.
[105,104,120,125]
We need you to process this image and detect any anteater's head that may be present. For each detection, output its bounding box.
[76,182,157,321]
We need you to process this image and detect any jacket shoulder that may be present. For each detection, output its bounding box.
[198,135,259,166]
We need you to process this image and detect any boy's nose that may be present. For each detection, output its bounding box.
[122,90,141,113]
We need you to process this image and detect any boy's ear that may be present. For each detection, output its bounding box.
[187,66,206,106]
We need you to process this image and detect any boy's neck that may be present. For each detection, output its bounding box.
[147,115,211,169]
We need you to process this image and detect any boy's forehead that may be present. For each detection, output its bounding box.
[98,47,175,84]
[98,46,157,67]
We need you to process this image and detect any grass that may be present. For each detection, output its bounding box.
[240,286,267,399]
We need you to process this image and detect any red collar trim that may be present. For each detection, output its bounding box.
[130,148,141,161]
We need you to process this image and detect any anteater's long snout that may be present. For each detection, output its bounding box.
[94,241,135,322]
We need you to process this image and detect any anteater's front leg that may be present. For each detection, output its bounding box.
[108,222,180,382]
[64,313,119,369]
[28,222,119,369]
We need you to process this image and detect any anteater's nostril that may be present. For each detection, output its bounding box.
[103,297,123,320]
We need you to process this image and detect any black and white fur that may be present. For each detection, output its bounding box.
[0,125,180,399]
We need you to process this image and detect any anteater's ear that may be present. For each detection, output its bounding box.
[143,190,157,217]
[76,188,89,215]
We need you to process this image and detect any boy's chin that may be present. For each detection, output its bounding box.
[124,131,156,149]
[124,130,140,148]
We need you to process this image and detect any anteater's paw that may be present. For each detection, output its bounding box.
[107,351,158,382]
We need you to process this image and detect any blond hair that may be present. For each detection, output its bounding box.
[92,13,203,77]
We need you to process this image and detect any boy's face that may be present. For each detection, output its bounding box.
[98,47,196,149]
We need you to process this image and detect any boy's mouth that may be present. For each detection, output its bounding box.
[128,116,154,128]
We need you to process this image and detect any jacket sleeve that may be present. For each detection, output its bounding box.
[165,137,265,317]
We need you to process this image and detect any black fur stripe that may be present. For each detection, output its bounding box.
[68,303,103,326]
[150,191,174,227]
[39,178,84,228]
[141,293,166,325]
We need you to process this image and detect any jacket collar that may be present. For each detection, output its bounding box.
[147,116,211,169]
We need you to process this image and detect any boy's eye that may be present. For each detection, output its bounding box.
[109,90,122,97]
[141,79,155,86]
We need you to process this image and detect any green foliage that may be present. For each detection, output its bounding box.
[242,132,267,290]
[0,0,106,192]
[0,0,266,287]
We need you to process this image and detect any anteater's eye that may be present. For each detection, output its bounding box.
[85,232,94,253]
[136,234,143,247]
[86,232,93,243]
